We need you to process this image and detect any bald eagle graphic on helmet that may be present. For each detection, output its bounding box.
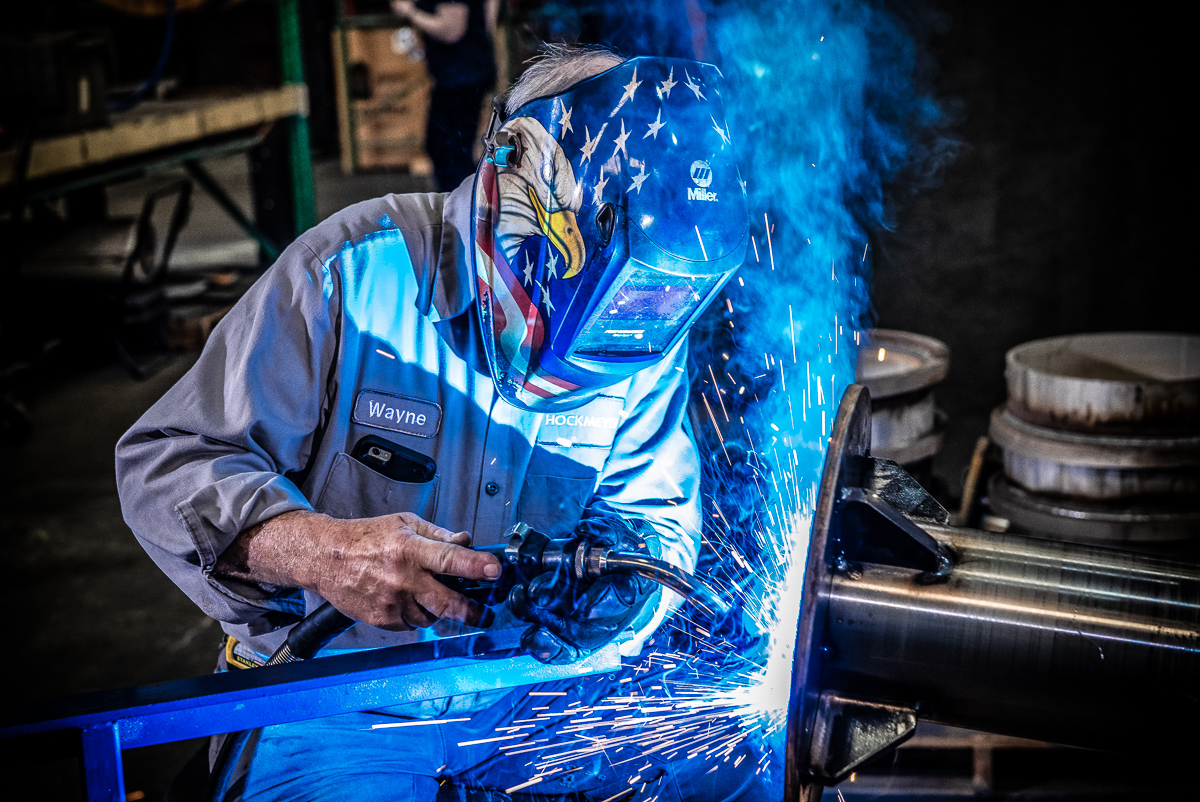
[493,117,586,281]
[473,57,749,413]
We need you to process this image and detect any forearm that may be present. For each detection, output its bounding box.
[216,509,501,631]
[214,509,333,593]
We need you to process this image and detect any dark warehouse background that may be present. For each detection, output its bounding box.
[1,0,1196,798]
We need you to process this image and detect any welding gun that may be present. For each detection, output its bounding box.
[267,521,729,665]
[438,522,730,616]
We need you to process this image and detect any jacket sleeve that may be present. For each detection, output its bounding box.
[115,241,339,633]
[588,338,703,655]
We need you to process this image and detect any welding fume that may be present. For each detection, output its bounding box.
[115,48,766,801]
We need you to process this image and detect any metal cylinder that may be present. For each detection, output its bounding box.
[856,329,949,467]
[990,405,1200,501]
[992,332,1200,547]
[823,523,1200,752]
[1005,332,1200,435]
[786,385,1200,802]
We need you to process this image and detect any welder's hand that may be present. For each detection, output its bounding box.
[314,512,502,630]
[507,517,658,665]
[217,509,500,631]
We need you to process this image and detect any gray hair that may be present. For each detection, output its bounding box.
[505,43,626,116]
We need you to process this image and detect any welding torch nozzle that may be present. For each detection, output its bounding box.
[583,547,733,619]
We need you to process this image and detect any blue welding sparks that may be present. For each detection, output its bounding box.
[464,474,816,796]
[460,2,950,793]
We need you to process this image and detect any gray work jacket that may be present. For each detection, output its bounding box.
[115,179,701,662]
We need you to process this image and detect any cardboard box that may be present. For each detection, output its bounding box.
[334,24,433,174]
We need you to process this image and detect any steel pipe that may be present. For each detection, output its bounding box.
[785,385,1200,801]
[824,527,1200,749]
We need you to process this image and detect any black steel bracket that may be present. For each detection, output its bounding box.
[808,692,917,784]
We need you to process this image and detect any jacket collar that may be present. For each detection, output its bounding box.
[423,176,476,323]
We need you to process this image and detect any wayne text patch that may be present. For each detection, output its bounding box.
[352,390,441,438]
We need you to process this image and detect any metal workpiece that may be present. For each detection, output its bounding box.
[785,385,1200,802]
[855,329,950,467]
[856,330,950,399]
[990,406,1200,469]
[823,536,1199,748]
[990,405,1200,501]
[1005,332,1200,435]
[988,473,1200,548]
[994,333,1200,547]
[1,630,620,801]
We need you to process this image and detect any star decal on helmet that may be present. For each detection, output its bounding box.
[711,116,731,147]
[611,119,631,161]
[658,67,676,99]
[522,252,535,285]
[556,98,574,135]
[628,163,650,194]
[592,171,609,205]
[612,65,641,115]
[645,108,665,140]
[580,123,606,166]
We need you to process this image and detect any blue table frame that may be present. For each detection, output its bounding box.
[0,629,619,802]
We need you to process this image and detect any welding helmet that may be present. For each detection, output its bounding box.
[472,56,749,412]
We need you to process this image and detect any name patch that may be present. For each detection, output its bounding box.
[353,390,441,438]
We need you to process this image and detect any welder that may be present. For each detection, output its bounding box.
[116,45,757,800]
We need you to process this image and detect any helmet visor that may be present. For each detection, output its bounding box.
[572,267,723,357]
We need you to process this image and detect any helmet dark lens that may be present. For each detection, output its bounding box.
[596,203,617,247]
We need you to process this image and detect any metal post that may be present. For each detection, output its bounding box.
[278,0,318,235]
[81,723,124,802]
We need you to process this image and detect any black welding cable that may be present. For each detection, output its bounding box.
[206,728,252,802]
[597,552,732,618]
[266,602,355,664]
[208,605,355,801]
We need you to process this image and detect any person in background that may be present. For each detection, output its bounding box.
[391,0,499,191]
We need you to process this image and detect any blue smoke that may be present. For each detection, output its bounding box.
[534,0,951,481]
[521,0,953,786]
[694,0,948,469]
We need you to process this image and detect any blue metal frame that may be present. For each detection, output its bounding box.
[0,629,619,802]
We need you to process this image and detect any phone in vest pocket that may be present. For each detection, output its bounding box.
[350,435,437,484]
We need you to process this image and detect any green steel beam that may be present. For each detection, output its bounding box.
[278,0,318,235]
[183,160,282,262]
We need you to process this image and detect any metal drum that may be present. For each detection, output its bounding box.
[989,406,1200,501]
[990,332,1200,549]
[855,330,949,468]
[1006,331,1200,435]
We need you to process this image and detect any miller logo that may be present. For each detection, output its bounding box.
[688,160,718,202]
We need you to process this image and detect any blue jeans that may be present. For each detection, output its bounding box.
[235,659,773,801]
